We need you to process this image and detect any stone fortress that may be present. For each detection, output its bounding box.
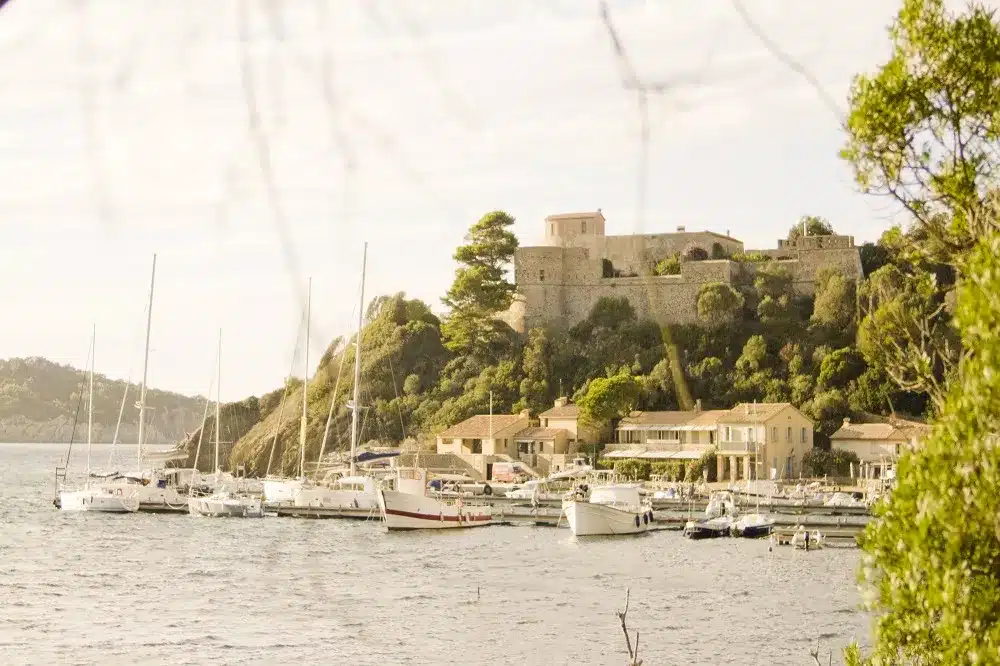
[501,210,863,333]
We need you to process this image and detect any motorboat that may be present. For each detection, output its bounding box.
[376,468,492,530]
[188,490,264,518]
[292,473,379,511]
[730,513,775,538]
[563,484,653,536]
[683,490,736,539]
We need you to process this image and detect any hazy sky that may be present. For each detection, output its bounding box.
[0,0,978,401]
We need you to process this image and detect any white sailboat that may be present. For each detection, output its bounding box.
[188,329,264,518]
[294,245,381,512]
[97,255,190,511]
[262,289,312,505]
[377,466,493,530]
[59,326,139,513]
[563,484,652,536]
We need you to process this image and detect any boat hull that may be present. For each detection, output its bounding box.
[59,488,139,513]
[292,487,378,511]
[188,495,264,518]
[683,518,733,539]
[564,501,652,536]
[377,489,492,530]
[262,478,302,504]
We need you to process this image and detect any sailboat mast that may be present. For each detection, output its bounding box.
[215,328,222,473]
[349,243,367,477]
[137,253,156,469]
[86,325,95,478]
[300,278,311,479]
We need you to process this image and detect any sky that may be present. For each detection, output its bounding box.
[0,0,983,401]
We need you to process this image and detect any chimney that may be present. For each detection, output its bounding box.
[843,417,851,426]
[725,229,730,237]
[694,399,702,413]
[676,225,686,232]
[555,396,569,408]
[745,403,749,415]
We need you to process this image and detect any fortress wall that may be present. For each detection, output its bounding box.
[594,232,743,275]
[679,258,736,283]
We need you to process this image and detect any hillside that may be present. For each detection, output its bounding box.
[0,357,206,444]
[205,210,942,475]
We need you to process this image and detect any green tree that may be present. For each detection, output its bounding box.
[577,371,641,428]
[787,215,834,241]
[811,269,857,331]
[841,0,1000,254]
[516,328,552,415]
[849,235,1000,664]
[696,282,745,322]
[441,211,519,355]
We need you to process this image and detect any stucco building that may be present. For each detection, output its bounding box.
[501,210,863,333]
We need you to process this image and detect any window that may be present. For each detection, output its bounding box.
[550,223,555,235]
[539,269,545,282]
[747,427,755,443]
[471,438,482,454]
[724,426,731,441]
[582,221,587,233]
[709,431,715,445]
[800,427,807,444]
[771,427,777,442]
[786,426,792,442]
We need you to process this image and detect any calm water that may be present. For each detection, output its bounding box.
[0,443,869,665]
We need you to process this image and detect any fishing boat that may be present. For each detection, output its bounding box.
[188,330,264,518]
[377,467,492,530]
[58,327,140,514]
[563,484,653,536]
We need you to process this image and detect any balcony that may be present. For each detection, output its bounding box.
[718,440,752,453]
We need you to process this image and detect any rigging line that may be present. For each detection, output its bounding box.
[190,349,217,484]
[265,306,307,477]
[262,0,287,128]
[63,334,94,470]
[317,273,362,465]
[107,302,147,470]
[728,0,844,125]
[386,356,406,441]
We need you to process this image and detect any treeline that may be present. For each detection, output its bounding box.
[216,210,938,476]
[0,356,205,443]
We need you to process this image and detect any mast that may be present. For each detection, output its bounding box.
[349,243,367,476]
[214,328,222,473]
[489,391,493,442]
[300,278,311,479]
[86,325,95,479]
[137,254,156,469]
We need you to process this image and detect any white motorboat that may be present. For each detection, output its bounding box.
[377,468,492,530]
[292,474,379,511]
[263,476,303,504]
[730,513,775,538]
[188,491,264,518]
[683,490,737,539]
[563,484,653,536]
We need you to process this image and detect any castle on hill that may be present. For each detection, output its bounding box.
[500,210,863,333]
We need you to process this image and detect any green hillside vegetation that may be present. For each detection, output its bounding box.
[0,356,206,443]
[202,205,943,476]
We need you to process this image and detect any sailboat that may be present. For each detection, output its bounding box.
[188,330,264,518]
[261,289,312,506]
[293,245,381,512]
[59,326,139,513]
[97,255,190,511]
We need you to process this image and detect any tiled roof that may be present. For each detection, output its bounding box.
[721,403,800,424]
[514,427,566,441]
[438,414,526,439]
[831,422,929,441]
[619,411,693,426]
[686,410,728,427]
[539,404,579,418]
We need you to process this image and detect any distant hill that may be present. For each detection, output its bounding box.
[0,357,206,444]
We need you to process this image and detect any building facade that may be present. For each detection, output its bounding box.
[501,210,864,333]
